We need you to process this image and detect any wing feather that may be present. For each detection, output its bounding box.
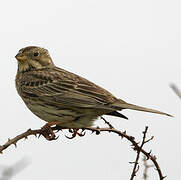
[18,67,118,110]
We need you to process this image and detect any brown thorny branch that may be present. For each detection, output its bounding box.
[0,118,166,180]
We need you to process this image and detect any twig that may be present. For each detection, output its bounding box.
[101,116,115,128]
[0,125,165,179]
[130,126,150,180]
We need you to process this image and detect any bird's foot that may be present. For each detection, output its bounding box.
[66,129,86,139]
[41,121,61,141]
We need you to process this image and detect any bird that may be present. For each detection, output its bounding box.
[15,46,171,130]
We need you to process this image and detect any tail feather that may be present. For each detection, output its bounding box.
[112,100,172,117]
[106,111,128,120]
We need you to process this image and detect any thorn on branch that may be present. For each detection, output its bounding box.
[38,134,41,139]
[95,130,101,135]
[129,161,138,165]
[13,142,17,148]
[130,136,135,141]
[146,150,152,160]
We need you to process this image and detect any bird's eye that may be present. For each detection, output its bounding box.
[33,52,39,57]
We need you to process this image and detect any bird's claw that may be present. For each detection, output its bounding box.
[41,123,57,141]
[66,129,86,139]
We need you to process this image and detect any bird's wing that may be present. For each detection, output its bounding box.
[19,67,121,110]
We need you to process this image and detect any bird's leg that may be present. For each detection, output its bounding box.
[66,128,86,139]
[41,121,63,141]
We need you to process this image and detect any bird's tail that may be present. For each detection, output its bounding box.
[112,99,172,117]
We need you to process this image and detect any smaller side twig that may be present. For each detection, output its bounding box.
[130,126,152,180]
[101,116,114,129]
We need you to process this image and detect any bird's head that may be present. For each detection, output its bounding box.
[15,46,55,72]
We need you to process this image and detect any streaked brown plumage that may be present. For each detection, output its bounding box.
[15,46,171,128]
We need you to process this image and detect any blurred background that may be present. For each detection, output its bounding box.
[0,0,180,179]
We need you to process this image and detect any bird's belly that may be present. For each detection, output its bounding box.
[24,101,99,128]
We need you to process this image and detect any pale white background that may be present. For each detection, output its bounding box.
[0,0,180,179]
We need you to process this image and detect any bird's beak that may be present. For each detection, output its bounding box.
[15,53,26,62]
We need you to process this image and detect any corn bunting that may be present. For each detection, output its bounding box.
[15,46,171,129]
